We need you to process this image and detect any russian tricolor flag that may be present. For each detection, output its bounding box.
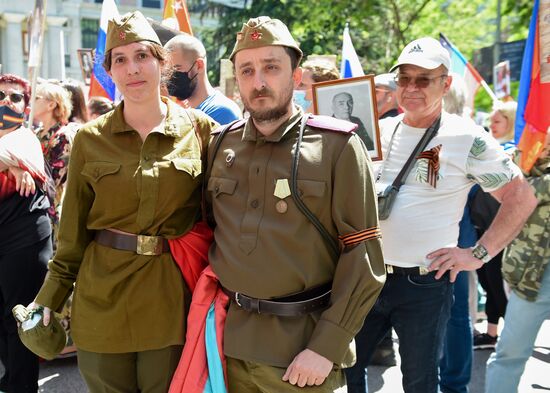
[439,33,489,111]
[340,23,364,79]
[514,0,549,172]
[89,0,119,100]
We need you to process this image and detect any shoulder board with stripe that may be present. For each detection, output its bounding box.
[211,119,246,135]
[306,115,358,133]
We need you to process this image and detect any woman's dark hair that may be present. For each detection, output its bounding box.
[0,73,31,107]
[88,96,115,117]
[61,78,89,123]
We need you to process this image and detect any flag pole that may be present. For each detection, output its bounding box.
[27,0,47,129]
[480,79,498,101]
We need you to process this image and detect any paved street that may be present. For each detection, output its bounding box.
[2,318,547,392]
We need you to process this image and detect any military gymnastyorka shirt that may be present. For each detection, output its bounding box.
[207,109,385,368]
[35,99,217,353]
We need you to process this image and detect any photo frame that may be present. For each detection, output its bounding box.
[77,49,94,86]
[312,75,382,161]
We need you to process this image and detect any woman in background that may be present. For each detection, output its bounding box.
[60,78,89,125]
[0,73,52,393]
[33,81,74,230]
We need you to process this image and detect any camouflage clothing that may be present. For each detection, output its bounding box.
[502,156,550,302]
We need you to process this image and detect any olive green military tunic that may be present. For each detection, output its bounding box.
[35,99,217,353]
[207,109,385,368]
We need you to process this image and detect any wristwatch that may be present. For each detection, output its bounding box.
[472,243,492,263]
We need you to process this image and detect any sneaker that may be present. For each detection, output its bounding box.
[473,333,497,350]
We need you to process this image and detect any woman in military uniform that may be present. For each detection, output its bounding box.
[30,11,217,392]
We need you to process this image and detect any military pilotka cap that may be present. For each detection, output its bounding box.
[13,305,66,360]
[106,11,161,53]
[229,16,303,61]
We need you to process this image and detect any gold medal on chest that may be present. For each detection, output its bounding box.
[274,179,291,214]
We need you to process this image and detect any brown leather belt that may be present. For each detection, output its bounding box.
[386,265,430,276]
[222,283,332,317]
[95,230,170,256]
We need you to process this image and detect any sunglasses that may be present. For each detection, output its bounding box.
[0,90,25,104]
[394,74,448,89]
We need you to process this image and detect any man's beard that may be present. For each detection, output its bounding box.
[242,82,294,122]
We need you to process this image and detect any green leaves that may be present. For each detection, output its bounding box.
[198,0,529,88]
[470,137,488,157]
[474,172,511,189]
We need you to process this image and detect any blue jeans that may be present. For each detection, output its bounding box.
[346,271,453,393]
[439,271,473,393]
[485,265,550,393]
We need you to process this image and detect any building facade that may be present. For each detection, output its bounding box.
[0,0,215,82]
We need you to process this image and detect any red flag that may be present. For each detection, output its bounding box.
[515,0,550,171]
[163,0,193,35]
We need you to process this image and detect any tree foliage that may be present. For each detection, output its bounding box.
[196,0,531,91]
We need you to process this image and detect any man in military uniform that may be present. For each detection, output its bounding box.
[206,16,385,392]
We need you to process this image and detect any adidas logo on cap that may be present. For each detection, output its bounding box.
[408,44,423,54]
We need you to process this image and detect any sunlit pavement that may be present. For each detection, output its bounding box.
[0,318,547,392]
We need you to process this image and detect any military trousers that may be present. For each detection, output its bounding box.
[77,345,183,393]
[227,356,347,393]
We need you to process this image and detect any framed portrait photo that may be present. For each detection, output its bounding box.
[312,75,382,161]
[77,49,94,86]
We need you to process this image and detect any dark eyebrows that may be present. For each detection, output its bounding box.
[112,46,149,58]
[236,57,282,70]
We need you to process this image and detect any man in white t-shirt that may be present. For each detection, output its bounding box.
[344,37,537,393]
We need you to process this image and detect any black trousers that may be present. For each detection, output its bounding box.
[476,251,507,325]
[0,237,51,393]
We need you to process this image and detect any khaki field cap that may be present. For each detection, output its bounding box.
[13,304,66,360]
[229,16,303,61]
[390,37,451,72]
[106,11,161,53]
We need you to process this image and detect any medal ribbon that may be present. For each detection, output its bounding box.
[416,144,442,188]
[339,226,381,247]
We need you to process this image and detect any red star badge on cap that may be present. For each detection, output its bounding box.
[119,30,126,40]
[250,30,262,41]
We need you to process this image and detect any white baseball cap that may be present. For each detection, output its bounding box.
[390,37,450,72]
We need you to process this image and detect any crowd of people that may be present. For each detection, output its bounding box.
[0,10,547,393]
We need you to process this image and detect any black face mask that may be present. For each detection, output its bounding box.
[167,62,198,100]
[0,105,25,130]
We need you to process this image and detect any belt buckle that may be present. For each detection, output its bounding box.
[234,292,242,307]
[136,235,162,256]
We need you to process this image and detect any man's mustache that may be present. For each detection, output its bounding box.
[251,87,274,99]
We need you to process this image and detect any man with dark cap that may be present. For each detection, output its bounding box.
[345,37,537,393]
[207,16,385,392]
[374,73,399,120]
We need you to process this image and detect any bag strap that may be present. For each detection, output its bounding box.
[290,114,340,261]
[391,115,441,191]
